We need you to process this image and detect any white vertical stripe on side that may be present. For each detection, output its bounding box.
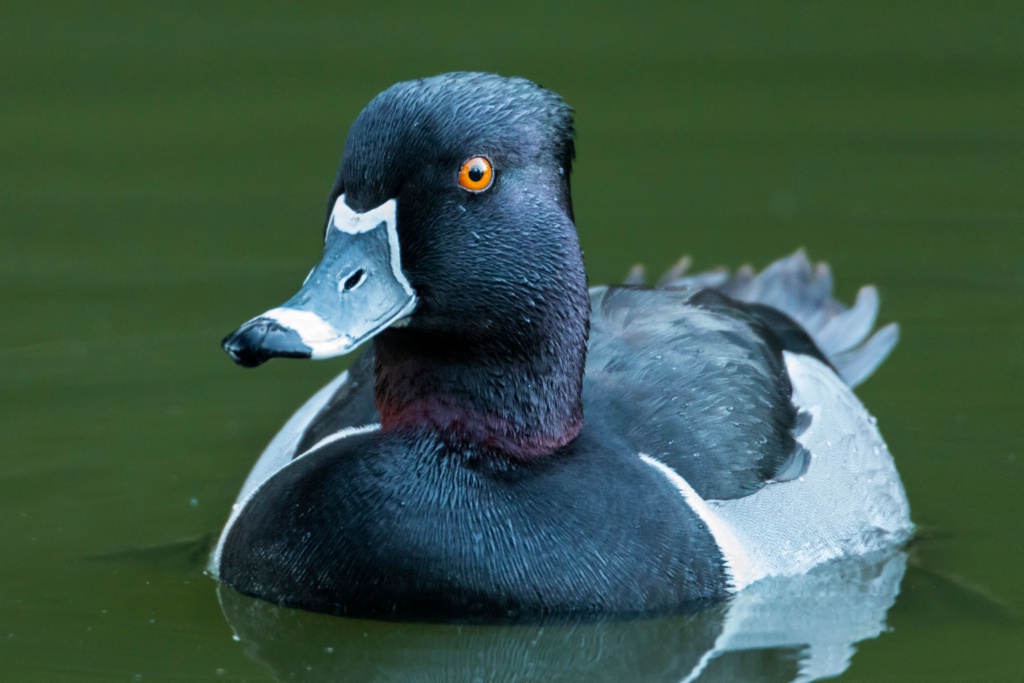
[210,369,350,575]
[209,422,381,576]
[639,454,763,591]
[294,423,382,460]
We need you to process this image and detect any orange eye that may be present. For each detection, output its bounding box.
[458,156,494,192]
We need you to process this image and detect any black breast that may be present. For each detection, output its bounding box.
[217,428,730,621]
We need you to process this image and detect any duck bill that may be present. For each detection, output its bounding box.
[222,196,416,368]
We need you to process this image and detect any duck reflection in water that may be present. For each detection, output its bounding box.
[218,551,907,683]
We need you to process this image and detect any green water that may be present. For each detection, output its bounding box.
[1,2,1020,681]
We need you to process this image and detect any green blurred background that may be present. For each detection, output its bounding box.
[1,1,1020,680]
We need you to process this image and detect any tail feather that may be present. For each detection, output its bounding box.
[832,322,899,388]
[815,285,878,356]
[636,249,898,388]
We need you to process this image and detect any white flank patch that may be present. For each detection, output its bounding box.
[639,454,762,591]
[705,352,913,581]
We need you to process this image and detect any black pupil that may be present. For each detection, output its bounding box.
[468,164,485,182]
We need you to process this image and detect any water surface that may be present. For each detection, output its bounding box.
[1,2,1020,681]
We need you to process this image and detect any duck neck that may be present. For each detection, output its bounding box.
[372,239,589,460]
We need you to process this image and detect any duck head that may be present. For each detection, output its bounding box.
[223,72,581,370]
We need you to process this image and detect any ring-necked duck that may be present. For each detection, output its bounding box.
[211,72,912,621]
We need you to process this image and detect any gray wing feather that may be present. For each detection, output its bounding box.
[655,249,898,387]
[585,287,805,500]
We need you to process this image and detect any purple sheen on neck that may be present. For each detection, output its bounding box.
[378,395,582,460]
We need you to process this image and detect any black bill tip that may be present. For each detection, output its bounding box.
[222,318,313,368]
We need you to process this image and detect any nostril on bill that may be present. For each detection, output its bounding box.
[340,269,366,293]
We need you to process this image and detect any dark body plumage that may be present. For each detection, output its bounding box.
[215,73,906,620]
[223,427,729,620]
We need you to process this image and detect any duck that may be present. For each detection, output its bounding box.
[210,72,912,621]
